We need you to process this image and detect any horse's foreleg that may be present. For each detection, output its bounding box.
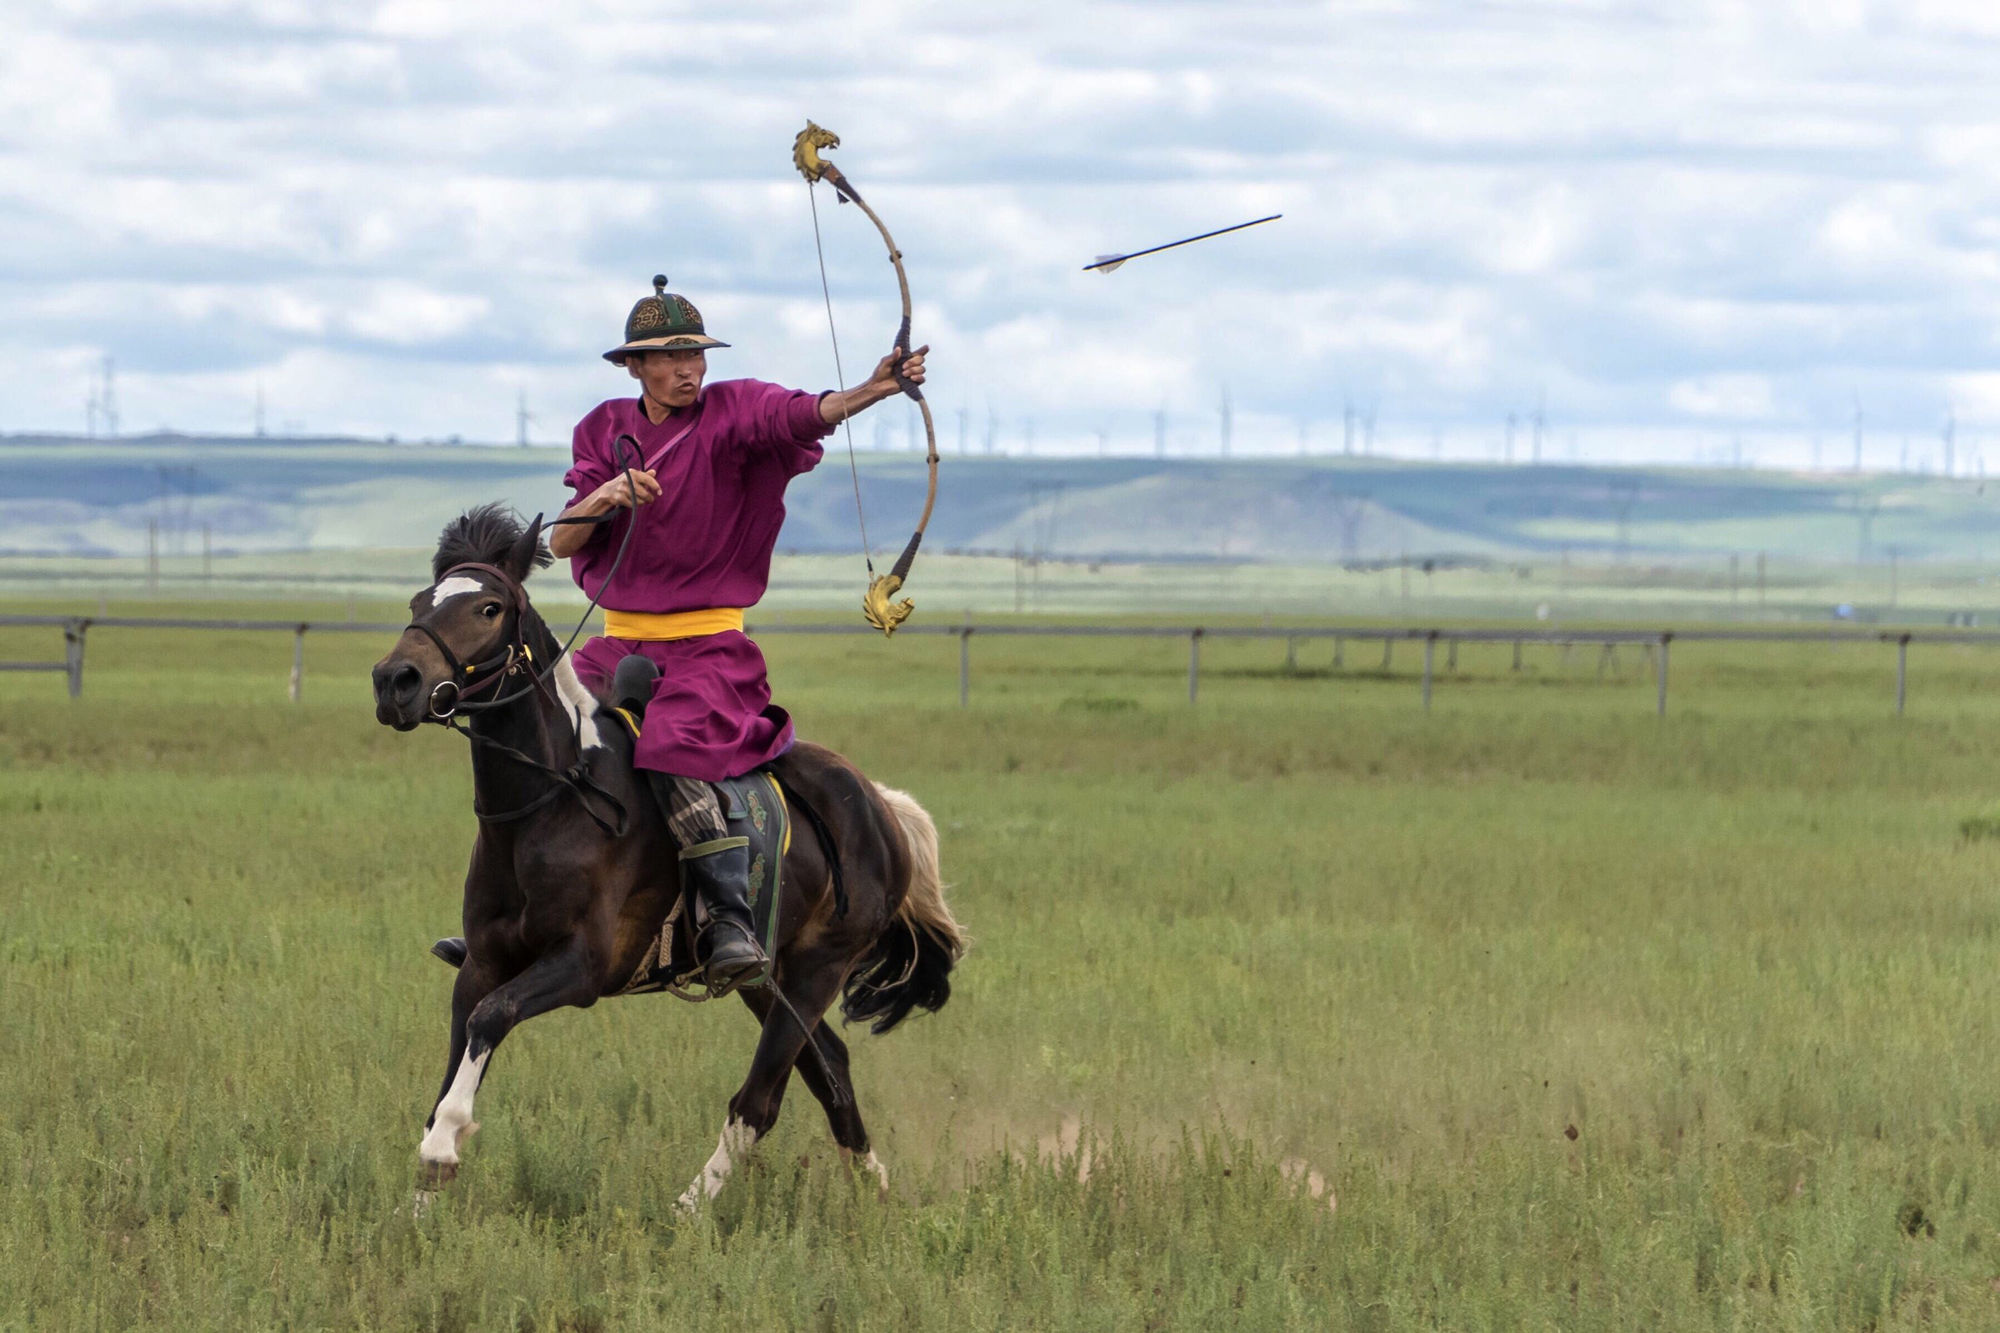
[677,967,845,1213]
[418,938,598,1183]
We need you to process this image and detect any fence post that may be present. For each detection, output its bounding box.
[1285,636,1297,672]
[1512,639,1523,671]
[64,619,86,698]
[1422,633,1435,713]
[1381,637,1393,671]
[1333,636,1343,669]
[1896,634,1909,716]
[1656,633,1671,718]
[1188,629,1202,704]
[958,627,971,709]
[290,625,306,702]
[1446,638,1458,672]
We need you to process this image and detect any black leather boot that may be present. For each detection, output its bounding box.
[680,836,769,993]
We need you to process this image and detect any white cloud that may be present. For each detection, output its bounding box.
[3,0,2000,465]
[1669,374,1778,420]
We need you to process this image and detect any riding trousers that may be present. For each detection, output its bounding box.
[656,774,728,848]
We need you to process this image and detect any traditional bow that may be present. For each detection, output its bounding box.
[794,120,939,637]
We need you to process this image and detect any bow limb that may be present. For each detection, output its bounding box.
[794,121,938,636]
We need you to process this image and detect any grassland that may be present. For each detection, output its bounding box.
[7,597,2000,1328]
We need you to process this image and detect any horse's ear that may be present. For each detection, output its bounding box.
[504,512,550,583]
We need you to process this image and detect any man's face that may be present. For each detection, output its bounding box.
[625,348,707,409]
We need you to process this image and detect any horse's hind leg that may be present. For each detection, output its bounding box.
[677,967,845,1213]
[792,1023,888,1198]
[419,939,597,1185]
[735,991,881,1192]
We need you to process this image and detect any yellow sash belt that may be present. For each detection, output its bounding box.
[603,607,746,641]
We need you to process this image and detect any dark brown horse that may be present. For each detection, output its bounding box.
[369,505,964,1208]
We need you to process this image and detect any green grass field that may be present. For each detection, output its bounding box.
[7,599,2000,1328]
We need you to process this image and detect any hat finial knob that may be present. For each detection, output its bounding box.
[652,274,668,295]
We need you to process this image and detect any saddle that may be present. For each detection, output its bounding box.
[600,654,791,1000]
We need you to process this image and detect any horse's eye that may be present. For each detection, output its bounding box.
[480,602,502,618]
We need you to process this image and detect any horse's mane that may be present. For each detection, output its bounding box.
[432,503,551,581]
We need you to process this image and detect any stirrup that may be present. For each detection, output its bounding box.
[697,919,769,996]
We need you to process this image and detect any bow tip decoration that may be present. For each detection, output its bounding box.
[793,121,839,182]
[862,574,914,637]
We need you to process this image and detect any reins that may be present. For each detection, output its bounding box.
[406,435,647,835]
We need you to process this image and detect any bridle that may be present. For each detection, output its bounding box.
[404,560,534,720]
[397,435,647,833]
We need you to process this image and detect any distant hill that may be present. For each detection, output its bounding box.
[5,431,1996,565]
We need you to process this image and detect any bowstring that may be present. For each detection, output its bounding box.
[807,181,876,578]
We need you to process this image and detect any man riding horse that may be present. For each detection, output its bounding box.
[436,276,928,992]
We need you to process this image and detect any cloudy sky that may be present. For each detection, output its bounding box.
[6,0,2000,466]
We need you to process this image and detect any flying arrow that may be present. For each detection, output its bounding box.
[1084,213,1282,273]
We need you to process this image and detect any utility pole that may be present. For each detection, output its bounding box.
[986,407,999,455]
[1362,406,1376,457]
[1218,384,1232,457]
[1154,407,1167,458]
[1504,412,1516,465]
[1342,400,1354,456]
[1944,409,1957,478]
[516,389,532,447]
[1096,426,1110,456]
[1531,392,1546,465]
[254,380,267,437]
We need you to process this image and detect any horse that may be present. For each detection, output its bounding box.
[369,504,964,1209]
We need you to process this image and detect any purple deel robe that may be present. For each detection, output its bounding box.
[561,379,831,782]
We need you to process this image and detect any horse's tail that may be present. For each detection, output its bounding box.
[841,784,966,1035]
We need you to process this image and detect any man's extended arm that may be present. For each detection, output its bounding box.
[819,344,929,424]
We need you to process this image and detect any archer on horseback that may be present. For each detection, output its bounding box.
[438,276,927,993]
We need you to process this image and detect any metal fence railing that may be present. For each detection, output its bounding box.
[3,614,1995,713]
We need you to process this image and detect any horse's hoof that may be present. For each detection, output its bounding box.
[841,1147,891,1202]
[412,1188,438,1219]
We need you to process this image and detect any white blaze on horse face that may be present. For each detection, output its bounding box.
[429,575,485,608]
[553,654,603,751]
[677,1115,757,1212]
[419,1046,490,1166]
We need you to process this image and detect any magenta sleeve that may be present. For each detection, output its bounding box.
[562,416,612,507]
[726,380,831,477]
